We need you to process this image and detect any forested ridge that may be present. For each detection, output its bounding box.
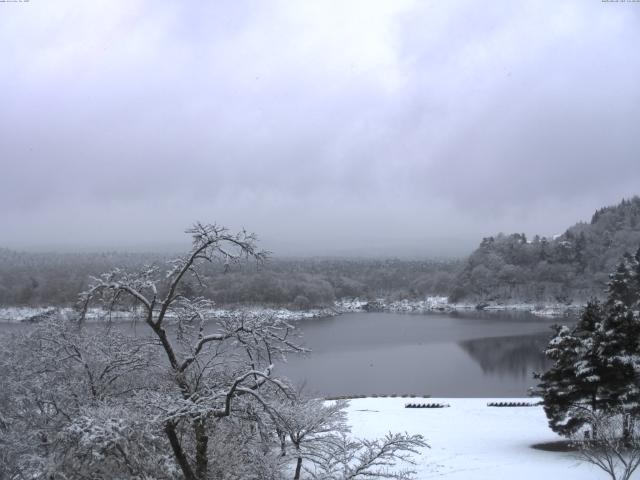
[452,196,640,303]
[2,196,640,308]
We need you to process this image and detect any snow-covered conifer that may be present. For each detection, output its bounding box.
[538,248,640,440]
[606,253,639,309]
[535,323,589,436]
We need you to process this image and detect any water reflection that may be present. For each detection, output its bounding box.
[276,312,567,397]
[458,333,552,378]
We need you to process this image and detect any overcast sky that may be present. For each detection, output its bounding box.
[1,0,639,257]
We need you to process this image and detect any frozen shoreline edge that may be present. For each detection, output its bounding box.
[0,297,584,323]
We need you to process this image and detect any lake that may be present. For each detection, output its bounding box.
[278,311,569,398]
[0,310,572,398]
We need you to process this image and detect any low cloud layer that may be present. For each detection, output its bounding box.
[2,0,639,256]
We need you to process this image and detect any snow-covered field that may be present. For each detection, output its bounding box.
[346,397,600,479]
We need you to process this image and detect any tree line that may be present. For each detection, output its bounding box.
[0,248,460,309]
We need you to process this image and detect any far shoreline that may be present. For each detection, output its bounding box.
[0,297,584,324]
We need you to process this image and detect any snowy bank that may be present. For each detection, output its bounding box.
[0,307,58,322]
[345,397,598,479]
[0,305,340,323]
[0,297,582,323]
[335,297,583,317]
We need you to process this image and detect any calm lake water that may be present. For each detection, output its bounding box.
[278,312,570,398]
[0,311,573,398]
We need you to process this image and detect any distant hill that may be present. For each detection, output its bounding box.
[450,196,640,303]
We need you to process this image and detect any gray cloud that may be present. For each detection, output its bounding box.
[1,0,639,256]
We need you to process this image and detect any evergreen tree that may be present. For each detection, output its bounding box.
[597,302,640,415]
[573,301,607,412]
[535,324,585,436]
[574,232,587,273]
[606,257,637,308]
[634,246,640,305]
[535,301,606,436]
[538,251,640,439]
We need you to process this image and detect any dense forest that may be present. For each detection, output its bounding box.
[0,248,460,308]
[451,197,640,303]
[2,196,640,308]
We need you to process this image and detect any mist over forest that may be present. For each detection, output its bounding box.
[3,197,640,309]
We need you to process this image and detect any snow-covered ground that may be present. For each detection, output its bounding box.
[346,397,600,479]
[335,297,583,317]
[0,305,339,323]
[0,306,60,322]
[0,296,582,323]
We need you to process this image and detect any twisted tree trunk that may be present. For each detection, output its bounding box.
[195,419,209,480]
[293,443,303,480]
[165,422,197,480]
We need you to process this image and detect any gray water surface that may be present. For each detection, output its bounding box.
[278,311,568,398]
[0,310,570,398]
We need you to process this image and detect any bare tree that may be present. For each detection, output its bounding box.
[0,318,162,479]
[268,392,427,480]
[573,408,640,480]
[79,223,300,480]
[273,396,350,479]
[1,223,429,479]
[308,431,428,480]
